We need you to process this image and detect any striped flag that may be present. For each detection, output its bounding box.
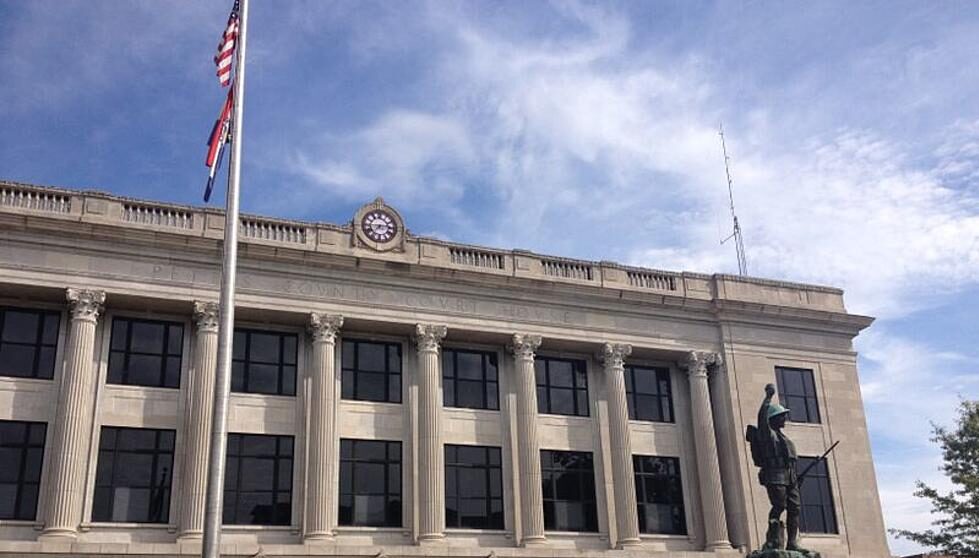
[204,87,234,202]
[214,0,240,87]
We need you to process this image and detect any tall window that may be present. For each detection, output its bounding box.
[624,365,674,422]
[535,357,589,417]
[540,450,598,532]
[93,426,174,523]
[339,439,402,527]
[232,329,297,396]
[775,367,820,424]
[0,420,46,520]
[445,444,504,529]
[108,318,184,388]
[797,457,838,534]
[0,307,59,380]
[443,349,499,410]
[341,339,402,403]
[633,455,686,535]
[223,433,293,525]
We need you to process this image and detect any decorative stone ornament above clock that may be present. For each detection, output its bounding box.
[352,197,407,252]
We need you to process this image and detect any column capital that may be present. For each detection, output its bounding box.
[414,324,447,352]
[508,334,542,360]
[685,350,721,378]
[192,301,220,333]
[598,342,632,370]
[309,313,344,343]
[65,288,105,322]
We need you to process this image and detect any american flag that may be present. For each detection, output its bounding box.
[214,0,240,87]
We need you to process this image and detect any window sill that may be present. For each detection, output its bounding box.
[543,530,604,537]
[81,522,173,530]
[638,533,688,539]
[221,524,296,531]
[444,528,511,535]
[0,519,42,528]
[800,532,840,538]
[228,391,297,401]
[334,526,410,535]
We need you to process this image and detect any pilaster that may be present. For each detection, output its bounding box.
[414,323,447,543]
[40,288,105,539]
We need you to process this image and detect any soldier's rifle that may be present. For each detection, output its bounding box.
[797,440,839,486]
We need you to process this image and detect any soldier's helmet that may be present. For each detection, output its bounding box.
[767,403,790,421]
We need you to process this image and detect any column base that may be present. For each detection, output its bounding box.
[37,528,78,542]
[705,540,735,552]
[304,532,337,544]
[616,539,642,550]
[520,535,548,547]
[416,533,445,545]
[176,531,202,541]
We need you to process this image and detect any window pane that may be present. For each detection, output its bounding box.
[249,333,280,363]
[356,371,387,401]
[456,351,482,380]
[2,310,39,343]
[41,314,59,345]
[130,321,165,354]
[549,388,574,415]
[0,345,35,378]
[358,343,386,372]
[548,361,573,387]
[93,426,173,523]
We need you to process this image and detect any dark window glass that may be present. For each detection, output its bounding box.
[0,420,46,520]
[443,349,499,411]
[339,439,402,527]
[540,450,597,532]
[107,318,183,389]
[633,455,686,534]
[445,444,504,529]
[796,457,838,534]
[92,426,174,523]
[775,367,821,424]
[535,358,589,417]
[624,365,674,423]
[341,340,401,403]
[0,308,60,380]
[231,329,298,396]
[223,433,293,525]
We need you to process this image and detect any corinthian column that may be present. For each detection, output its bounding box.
[178,302,220,539]
[509,334,546,546]
[415,324,448,543]
[685,351,732,551]
[41,288,105,539]
[304,313,344,541]
[600,343,641,548]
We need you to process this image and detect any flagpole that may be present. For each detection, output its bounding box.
[202,0,248,556]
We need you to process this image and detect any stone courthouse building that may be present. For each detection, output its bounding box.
[0,180,889,557]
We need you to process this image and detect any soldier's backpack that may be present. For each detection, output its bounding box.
[745,424,765,467]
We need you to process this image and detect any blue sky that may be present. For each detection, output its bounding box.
[2,1,978,553]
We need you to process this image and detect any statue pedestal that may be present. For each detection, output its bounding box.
[747,550,821,558]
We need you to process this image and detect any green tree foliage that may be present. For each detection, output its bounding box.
[891,400,979,556]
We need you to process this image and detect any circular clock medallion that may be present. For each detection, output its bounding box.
[361,210,398,243]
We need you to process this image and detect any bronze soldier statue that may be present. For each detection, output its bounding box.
[755,383,809,552]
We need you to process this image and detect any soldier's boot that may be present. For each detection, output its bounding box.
[785,516,810,553]
[763,519,782,550]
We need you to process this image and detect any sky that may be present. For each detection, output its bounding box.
[1,1,978,553]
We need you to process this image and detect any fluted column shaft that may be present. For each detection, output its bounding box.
[177,302,220,539]
[415,324,448,543]
[600,343,641,548]
[685,351,732,551]
[41,289,105,539]
[305,313,344,541]
[509,334,546,546]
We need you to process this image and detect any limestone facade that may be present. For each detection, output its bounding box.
[0,181,888,557]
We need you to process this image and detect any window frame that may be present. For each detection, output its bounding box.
[0,306,61,380]
[633,454,687,535]
[540,449,598,532]
[775,366,821,424]
[0,419,47,521]
[231,327,299,396]
[338,438,403,527]
[92,426,175,524]
[444,443,505,530]
[442,347,500,411]
[535,356,590,417]
[340,338,403,404]
[624,364,675,423]
[223,432,294,526]
[106,316,185,389]
[796,456,838,534]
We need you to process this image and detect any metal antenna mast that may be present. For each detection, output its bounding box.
[718,123,748,276]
